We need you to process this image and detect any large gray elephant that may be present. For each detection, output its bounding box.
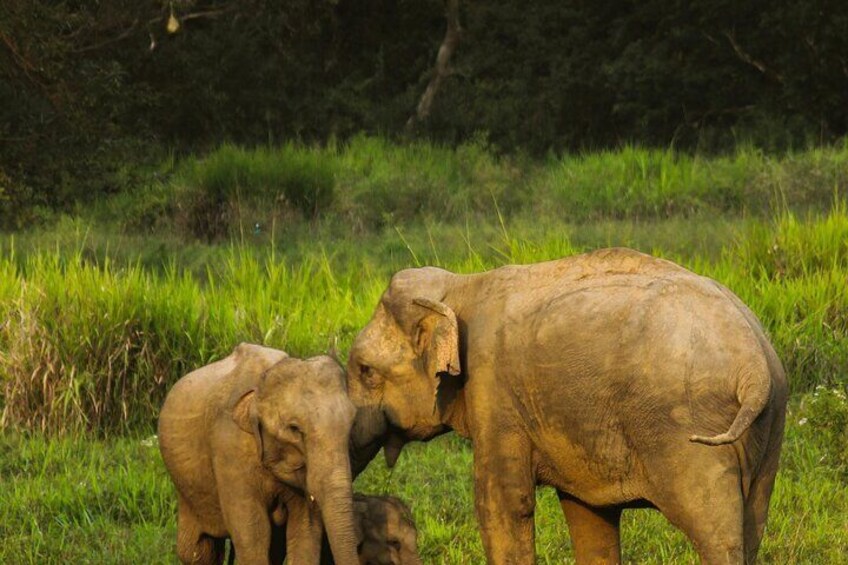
[347,248,787,564]
[158,344,359,565]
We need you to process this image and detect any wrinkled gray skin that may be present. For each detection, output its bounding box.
[321,494,422,565]
[158,344,359,565]
[348,248,788,565]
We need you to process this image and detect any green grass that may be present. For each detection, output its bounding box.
[2,399,846,563]
[50,135,848,243]
[3,203,847,433]
[0,433,174,564]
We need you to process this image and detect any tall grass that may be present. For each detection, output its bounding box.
[1,203,847,434]
[132,137,848,242]
[173,143,337,239]
[0,249,383,433]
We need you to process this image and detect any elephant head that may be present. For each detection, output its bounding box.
[354,495,422,565]
[347,267,462,467]
[232,355,359,564]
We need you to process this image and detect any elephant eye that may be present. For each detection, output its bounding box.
[287,423,302,435]
[388,539,401,551]
[359,364,383,389]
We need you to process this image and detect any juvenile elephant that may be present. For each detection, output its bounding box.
[158,344,359,564]
[351,494,421,565]
[347,248,787,564]
[318,494,422,565]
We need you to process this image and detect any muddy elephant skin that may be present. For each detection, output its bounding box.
[158,344,360,565]
[347,248,788,564]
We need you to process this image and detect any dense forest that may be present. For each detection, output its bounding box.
[2,0,848,226]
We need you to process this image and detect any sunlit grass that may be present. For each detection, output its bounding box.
[2,407,845,563]
[56,135,848,241]
[2,205,847,432]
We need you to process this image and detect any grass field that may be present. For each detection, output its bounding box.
[1,140,847,562]
[2,399,847,564]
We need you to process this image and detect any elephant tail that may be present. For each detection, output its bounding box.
[689,368,773,446]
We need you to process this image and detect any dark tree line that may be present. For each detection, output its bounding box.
[1,0,847,224]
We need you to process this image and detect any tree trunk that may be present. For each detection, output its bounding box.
[406,0,462,132]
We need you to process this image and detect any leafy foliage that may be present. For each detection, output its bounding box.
[2,1,848,223]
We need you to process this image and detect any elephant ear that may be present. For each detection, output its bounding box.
[412,298,461,379]
[232,389,264,462]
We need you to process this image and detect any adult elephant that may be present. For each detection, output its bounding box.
[347,248,787,564]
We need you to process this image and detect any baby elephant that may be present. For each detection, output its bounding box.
[158,343,360,565]
[350,495,421,565]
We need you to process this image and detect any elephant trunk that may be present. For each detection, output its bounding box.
[349,405,388,478]
[309,455,359,564]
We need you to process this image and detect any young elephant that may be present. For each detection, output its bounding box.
[317,494,421,565]
[158,343,359,565]
[350,495,421,565]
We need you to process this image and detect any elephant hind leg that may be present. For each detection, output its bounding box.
[176,497,225,565]
[558,492,622,564]
[743,422,784,563]
[650,458,746,564]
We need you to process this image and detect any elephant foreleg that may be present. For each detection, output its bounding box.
[472,430,535,565]
[215,473,272,564]
[221,495,272,565]
[558,492,622,564]
[285,496,324,565]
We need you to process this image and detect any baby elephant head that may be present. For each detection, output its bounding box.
[232,355,359,563]
[354,495,422,565]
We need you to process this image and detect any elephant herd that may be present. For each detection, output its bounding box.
[159,247,788,564]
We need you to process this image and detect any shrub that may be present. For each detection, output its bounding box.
[175,143,337,240]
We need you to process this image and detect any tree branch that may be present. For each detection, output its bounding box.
[0,31,56,108]
[72,6,236,54]
[722,30,784,84]
[406,0,462,132]
[72,19,140,54]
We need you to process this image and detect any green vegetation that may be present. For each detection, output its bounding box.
[17,136,848,243]
[1,141,847,561]
[5,2,848,225]
[2,398,847,563]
